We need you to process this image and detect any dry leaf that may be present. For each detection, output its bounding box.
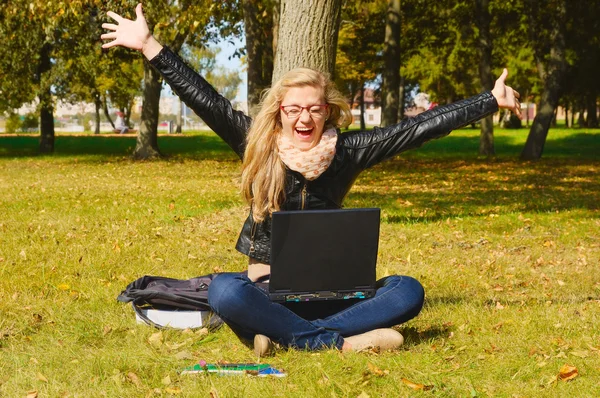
[570,351,589,358]
[367,362,385,377]
[175,351,193,360]
[103,325,112,336]
[26,391,38,398]
[356,392,370,398]
[162,375,172,386]
[165,387,182,395]
[401,378,433,391]
[148,331,163,346]
[495,302,505,310]
[37,372,48,383]
[127,372,143,388]
[210,387,219,398]
[57,283,70,291]
[558,364,579,381]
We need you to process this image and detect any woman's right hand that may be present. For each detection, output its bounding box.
[101,3,162,59]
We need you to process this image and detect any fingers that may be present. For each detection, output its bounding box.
[101,23,118,31]
[135,3,144,20]
[101,40,118,49]
[497,68,508,83]
[513,89,520,99]
[100,32,117,40]
[106,11,123,23]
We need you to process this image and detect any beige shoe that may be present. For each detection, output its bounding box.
[344,328,404,352]
[254,334,274,357]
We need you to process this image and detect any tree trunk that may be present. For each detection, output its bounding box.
[176,98,183,133]
[587,93,598,128]
[521,0,568,160]
[243,0,275,117]
[38,43,54,153]
[102,95,115,129]
[134,60,162,159]
[476,0,494,156]
[382,0,401,127]
[94,95,101,135]
[398,75,405,120]
[272,0,342,82]
[359,84,366,130]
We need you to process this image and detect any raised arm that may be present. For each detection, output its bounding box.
[101,3,250,158]
[343,69,521,169]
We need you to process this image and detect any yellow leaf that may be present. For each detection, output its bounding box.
[148,331,163,346]
[367,362,385,377]
[126,372,143,388]
[401,378,433,391]
[570,351,589,358]
[26,391,38,398]
[162,375,172,386]
[37,372,48,383]
[558,364,579,381]
[165,387,181,394]
[57,283,70,291]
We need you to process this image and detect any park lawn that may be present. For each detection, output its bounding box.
[0,127,598,397]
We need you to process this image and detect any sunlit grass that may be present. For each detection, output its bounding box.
[0,127,598,397]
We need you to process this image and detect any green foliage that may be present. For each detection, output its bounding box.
[4,113,22,134]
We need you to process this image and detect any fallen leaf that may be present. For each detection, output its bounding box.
[367,362,385,377]
[162,375,171,386]
[401,378,433,391]
[37,372,48,383]
[570,351,589,358]
[175,351,193,360]
[26,391,38,398]
[57,283,70,291]
[356,392,370,398]
[148,331,163,347]
[558,364,579,381]
[210,387,219,398]
[165,387,182,395]
[495,302,505,310]
[127,372,143,388]
[103,325,112,336]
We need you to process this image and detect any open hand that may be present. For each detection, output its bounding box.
[101,3,151,52]
[491,68,522,119]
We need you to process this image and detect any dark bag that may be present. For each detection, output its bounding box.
[117,274,223,330]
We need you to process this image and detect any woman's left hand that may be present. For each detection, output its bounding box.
[491,68,522,119]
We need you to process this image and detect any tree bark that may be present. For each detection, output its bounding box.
[359,84,366,130]
[102,95,115,129]
[476,0,494,156]
[272,0,342,82]
[398,75,405,120]
[94,94,101,135]
[38,43,54,153]
[521,0,568,160]
[134,60,162,159]
[587,93,598,127]
[382,0,401,127]
[243,0,275,117]
[176,98,183,133]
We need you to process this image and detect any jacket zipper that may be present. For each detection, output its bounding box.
[301,183,307,210]
[249,220,257,254]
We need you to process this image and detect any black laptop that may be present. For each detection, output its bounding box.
[269,208,380,302]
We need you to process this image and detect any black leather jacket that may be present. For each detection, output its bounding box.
[150,47,499,264]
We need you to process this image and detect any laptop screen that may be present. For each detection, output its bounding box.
[269,208,380,301]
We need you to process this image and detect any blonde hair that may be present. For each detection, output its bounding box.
[241,68,352,222]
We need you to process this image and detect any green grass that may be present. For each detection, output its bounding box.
[0,128,599,397]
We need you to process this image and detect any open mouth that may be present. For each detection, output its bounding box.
[295,127,314,138]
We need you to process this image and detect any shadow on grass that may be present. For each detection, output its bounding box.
[0,133,239,161]
[1,130,598,160]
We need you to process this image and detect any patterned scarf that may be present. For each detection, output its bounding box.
[277,128,338,180]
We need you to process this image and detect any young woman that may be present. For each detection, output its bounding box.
[102,4,521,356]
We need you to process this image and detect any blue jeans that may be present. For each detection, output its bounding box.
[207,272,424,351]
